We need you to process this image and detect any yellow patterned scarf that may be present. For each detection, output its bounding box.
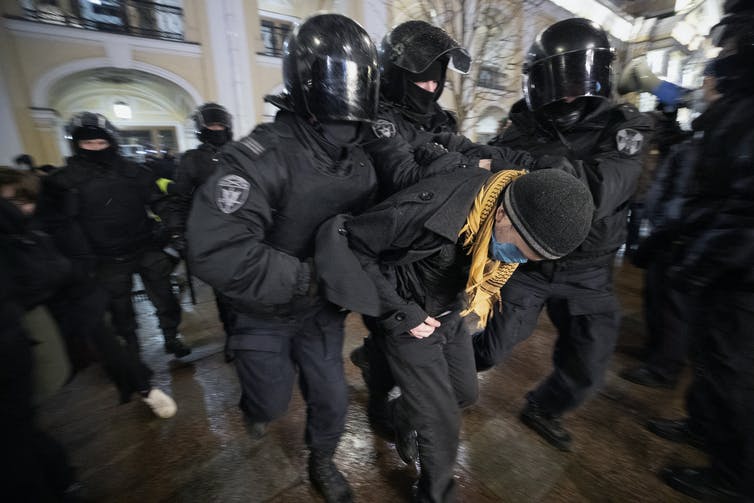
[459,169,527,327]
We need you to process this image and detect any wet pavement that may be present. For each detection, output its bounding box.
[39,260,698,502]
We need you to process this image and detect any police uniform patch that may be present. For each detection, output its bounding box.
[215,174,250,214]
[372,119,396,139]
[239,135,266,158]
[616,128,644,156]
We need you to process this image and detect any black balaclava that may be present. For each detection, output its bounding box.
[74,127,118,164]
[537,97,603,132]
[404,60,445,116]
[317,120,364,161]
[405,60,444,113]
[203,129,229,147]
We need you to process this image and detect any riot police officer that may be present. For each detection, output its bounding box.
[39,112,190,358]
[646,3,754,499]
[186,14,380,503]
[165,102,235,361]
[472,18,654,451]
[366,20,534,197]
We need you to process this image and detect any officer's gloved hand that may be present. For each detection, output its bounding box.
[163,231,186,262]
[171,232,187,254]
[414,142,450,166]
[291,258,319,311]
[533,154,578,177]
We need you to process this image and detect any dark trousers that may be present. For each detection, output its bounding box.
[231,303,348,453]
[379,312,478,503]
[643,255,692,380]
[686,287,754,497]
[214,289,236,335]
[47,285,152,401]
[97,249,181,352]
[361,315,397,403]
[474,262,620,416]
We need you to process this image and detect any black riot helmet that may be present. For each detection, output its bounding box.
[66,111,120,147]
[523,18,614,129]
[65,111,121,163]
[282,13,379,123]
[193,102,233,146]
[380,20,471,109]
[709,3,754,95]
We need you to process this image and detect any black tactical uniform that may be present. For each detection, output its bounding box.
[186,14,380,503]
[365,20,534,199]
[38,112,189,357]
[165,103,236,360]
[651,5,754,500]
[472,18,654,451]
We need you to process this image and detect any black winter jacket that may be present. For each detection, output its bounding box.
[492,99,654,264]
[36,154,158,261]
[0,199,71,310]
[342,168,492,336]
[669,94,754,290]
[187,111,378,315]
[164,142,221,233]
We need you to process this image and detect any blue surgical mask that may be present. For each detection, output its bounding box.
[489,232,528,263]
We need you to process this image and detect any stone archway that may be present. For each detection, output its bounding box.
[33,60,202,158]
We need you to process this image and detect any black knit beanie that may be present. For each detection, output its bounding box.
[502,169,594,260]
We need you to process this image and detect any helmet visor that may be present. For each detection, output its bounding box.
[198,106,231,128]
[524,49,613,111]
[392,44,471,75]
[307,56,379,122]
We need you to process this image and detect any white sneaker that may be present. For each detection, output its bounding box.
[142,388,177,418]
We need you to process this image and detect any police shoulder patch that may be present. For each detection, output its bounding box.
[616,128,644,156]
[238,135,266,158]
[372,119,396,139]
[215,174,250,214]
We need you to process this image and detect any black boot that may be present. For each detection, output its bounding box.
[620,365,677,389]
[661,466,743,502]
[164,335,191,357]
[646,418,706,450]
[349,345,371,386]
[519,397,572,452]
[308,450,353,503]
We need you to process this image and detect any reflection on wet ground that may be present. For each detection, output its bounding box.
[39,261,697,502]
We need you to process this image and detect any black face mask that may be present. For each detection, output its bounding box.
[203,129,229,147]
[404,83,437,115]
[319,121,362,147]
[403,60,445,115]
[539,98,589,131]
[76,146,118,165]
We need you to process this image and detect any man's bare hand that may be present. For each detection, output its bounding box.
[409,316,442,338]
[478,159,492,170]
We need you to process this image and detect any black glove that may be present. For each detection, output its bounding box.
[168,232,187,255]
[533,154,577,176]
[414,142,450,166]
